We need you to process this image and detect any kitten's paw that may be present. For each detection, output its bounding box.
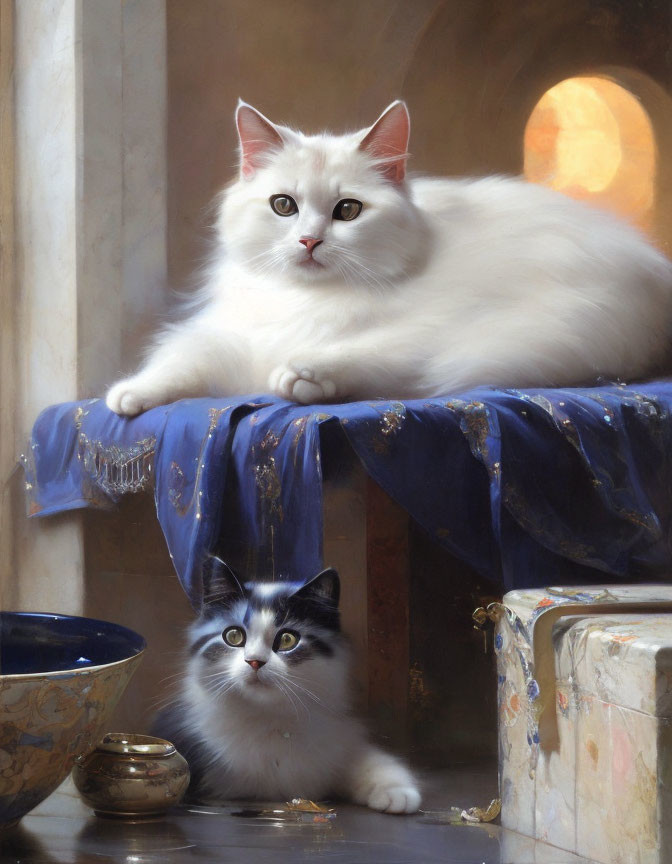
[367,785,421,815]
[268,363,338,404]
[106,379,159,417]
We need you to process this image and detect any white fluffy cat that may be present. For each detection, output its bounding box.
[107,99,672,415]
[154,560,421,813]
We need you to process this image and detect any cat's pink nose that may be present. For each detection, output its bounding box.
[299,236,323,254]
[246,659,265,671]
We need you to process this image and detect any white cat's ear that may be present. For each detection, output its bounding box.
[201,556,245,614]
[294,568,340,607]
[235,100,284,180]
[358,101,410,184]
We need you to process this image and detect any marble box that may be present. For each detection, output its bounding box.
[495,585,672,864]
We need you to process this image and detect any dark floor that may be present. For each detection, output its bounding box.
[1,766,600,864]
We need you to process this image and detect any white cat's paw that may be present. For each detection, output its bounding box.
[367,784,421,815]
[268,363,338,404]
[106,379,159,417]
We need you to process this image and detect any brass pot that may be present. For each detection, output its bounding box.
[72,733,190,819]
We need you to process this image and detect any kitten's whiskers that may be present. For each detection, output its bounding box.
[266,669,311,720]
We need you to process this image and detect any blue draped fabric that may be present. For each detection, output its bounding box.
[23,383,672,609]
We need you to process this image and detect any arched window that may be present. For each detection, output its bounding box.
[524,77,655,233]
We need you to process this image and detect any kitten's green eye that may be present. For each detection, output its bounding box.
[333,199,362,221]
[270,195,298,217]
[276,631,299,652]
[223,627,246,647]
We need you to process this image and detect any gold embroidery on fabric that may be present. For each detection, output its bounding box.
[479,392,661,537]
[77,433,156,496]
[445,400,490,461]
[292,417,308,443]
[525,394,554,416]
[524,394,661,534]
[368,402,406,454]
[208,407,231,429]
[516,393,586,458]
[251,419,284,542]
[290,417,309,469]
[380,402,405,437]
[260,430,280,451]
[172,406,232,519]
[254,457,283,521]
[19,446,41,515]
[168,461,187,511]
[74,406,89,429]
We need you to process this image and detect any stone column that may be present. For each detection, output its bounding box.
[4,0,167,613]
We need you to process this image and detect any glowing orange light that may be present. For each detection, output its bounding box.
[524,77,656,232]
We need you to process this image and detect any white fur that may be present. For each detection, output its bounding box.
[107,104,672,414]
[180,612,421,813]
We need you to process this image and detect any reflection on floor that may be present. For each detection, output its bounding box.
[1,765,599,864]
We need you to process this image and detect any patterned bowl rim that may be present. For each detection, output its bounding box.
[0,611,146,680]
[0,649,146,681]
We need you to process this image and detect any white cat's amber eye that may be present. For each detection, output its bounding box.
[223,627,246,647]
[333,199,362,221]
[270,195,298,217]
[276,631,299,652]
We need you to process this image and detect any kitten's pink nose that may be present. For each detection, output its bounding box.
[299,236,323,254]
[246,659,265,671]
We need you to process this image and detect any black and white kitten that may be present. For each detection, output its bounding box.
[154,558,421,813]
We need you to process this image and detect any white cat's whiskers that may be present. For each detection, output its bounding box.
[330,251,375,293]
[266,671,304,720]
[328,242,394,294]
[199,667,235,680]
[148,690,183,713]
[236,241,289,279]
[199,667,238,698]
[237,244,272,264]
[156,670,188,686]
[269,667,333,717]
[282,676,323,705]
[348,256,396,293]
[147,668,189,713]
[248,250,286,279]
[342,258,386,295]
[206,677,239,701]
[332,259,355,291]
[280,680,310,720]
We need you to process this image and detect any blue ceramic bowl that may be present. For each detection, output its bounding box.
[0,612,145,829]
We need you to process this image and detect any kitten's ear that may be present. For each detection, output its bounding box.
[358,101,410,184]
[293,568,340,608]
[201,556,245,614]
[235,100,284,180]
